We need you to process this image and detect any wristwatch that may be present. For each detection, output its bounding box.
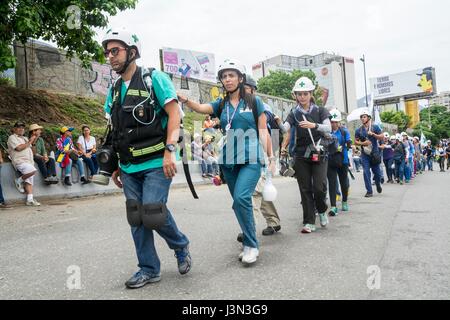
[165,144,176,152]
[314,123,319,130]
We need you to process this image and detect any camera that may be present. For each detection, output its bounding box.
[91,145,119,186]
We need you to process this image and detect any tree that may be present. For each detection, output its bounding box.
[413,105,450,143]
[0,0,138,71]
[257,69,323,106]
[380,110,411,132]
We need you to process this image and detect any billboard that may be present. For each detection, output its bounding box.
[370,67,436,101]
[161,47,216,83]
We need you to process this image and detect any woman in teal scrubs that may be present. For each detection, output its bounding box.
[178,59,275,266]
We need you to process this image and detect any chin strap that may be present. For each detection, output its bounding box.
[116,48,137,75]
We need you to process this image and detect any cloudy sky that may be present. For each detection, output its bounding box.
[96,0,450,98]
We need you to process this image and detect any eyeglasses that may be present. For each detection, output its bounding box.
[295,92,310,97]
[104,47,127,58]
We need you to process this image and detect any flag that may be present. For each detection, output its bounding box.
[373,105,382,127]
[420,131,427,147]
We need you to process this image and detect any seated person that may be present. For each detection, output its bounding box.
[191,133,208,178]
[202,115,216,134]
[29,124,58,185]
[56,126,90,186]
[202,135,219,176]
[77,125,98,179]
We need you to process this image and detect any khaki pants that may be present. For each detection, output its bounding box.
[252,175,280,227]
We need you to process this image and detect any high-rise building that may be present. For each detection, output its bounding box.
[429,91,450,110]
[252,53,357,114]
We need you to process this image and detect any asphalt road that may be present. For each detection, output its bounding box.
[0,169,449,300]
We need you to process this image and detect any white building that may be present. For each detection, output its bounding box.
[252,53,357,114]
[429,91,450,110]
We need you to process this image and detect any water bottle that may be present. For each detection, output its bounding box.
[263,171,278,202]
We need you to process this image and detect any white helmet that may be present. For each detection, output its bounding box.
[217,59,246,78]
[390,135,396,141]
[329,108,342,122]
[102,29,142,58]
[359,108,371,118]
[384,132,390,138]
[395,134,402,140]
[292,77,316,93]
[401,132,408,137]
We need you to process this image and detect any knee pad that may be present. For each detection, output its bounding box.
[126,199,142,227]
[141,203,168,230]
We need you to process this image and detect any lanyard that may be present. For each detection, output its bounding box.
[226,102,239,132]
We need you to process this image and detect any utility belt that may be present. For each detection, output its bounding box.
[300,143,327,164]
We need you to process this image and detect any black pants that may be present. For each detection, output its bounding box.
[439,157,445,171]
[327,164,349,207]
[34,156,57,178]
[294,157,328,225]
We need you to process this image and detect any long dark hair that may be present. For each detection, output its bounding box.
[219,74,254,110]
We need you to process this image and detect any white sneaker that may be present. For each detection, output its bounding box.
[26,199,41,206]
[238,246,249,261]
[241,247,259,265]
[15,178,25,193]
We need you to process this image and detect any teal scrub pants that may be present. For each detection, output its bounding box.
[221,163,262,249]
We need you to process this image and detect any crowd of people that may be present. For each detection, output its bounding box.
[0,123,99,207]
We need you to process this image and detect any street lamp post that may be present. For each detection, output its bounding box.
[360,55,369,107]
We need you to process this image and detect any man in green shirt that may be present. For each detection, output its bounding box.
[29,124,58,185]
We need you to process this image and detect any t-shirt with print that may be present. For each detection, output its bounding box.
[210,96,265,165]
[104,69,177,174]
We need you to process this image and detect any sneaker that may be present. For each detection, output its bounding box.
[15,178,24,193]
[26,199,41,206]
[80,177,90,185]
[262,225,281,236]
[64,176,72,186]
[125,270,161,289]
[301,224,316,234]
[241,247,259,265]
[51,176,59,184]
[238,246,248,261]
[44,177,52,185]
[376,184,383,194]
[342,202,349,212]
[328,207,339,217]
[0,202,12,209]
[174,246,192,275]
[365,192,373,198]
[400,181,404,185]
[237,233,243,243]
[319,212,328,228]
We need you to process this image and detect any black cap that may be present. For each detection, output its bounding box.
[13,122,26,128]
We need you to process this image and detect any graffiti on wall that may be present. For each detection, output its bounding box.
[82,62,117,96]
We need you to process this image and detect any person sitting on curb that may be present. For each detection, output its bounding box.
[0,149,13,209]
[56,126,90,186]
[7,122,41,206]
[77,125,98,180]
[29,124,59,185]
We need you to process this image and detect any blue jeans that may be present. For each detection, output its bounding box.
[427,158,433,171]
[221,164,261,249]
[82,155,98,176]
[0,166,5,203]
[361,154,382,194]
[121,167,189,276]
[394,159,405,182]
[404,160,411,182]
[65,158,86,178]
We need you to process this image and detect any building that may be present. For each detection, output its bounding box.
[252,53,357,114]
[429,91,450,110]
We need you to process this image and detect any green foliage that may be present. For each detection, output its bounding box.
[413,105,450,143]
[257,69,323,106]
[0,77,14,86]
[0,0,138,71]
[380,110,411,132]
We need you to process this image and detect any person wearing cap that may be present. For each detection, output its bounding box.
[0,149,12,209]
[178,59,276,265]
[327,108,352,216]
[29,124,58,185]
[76,125,98,180]
[7,122,40,206]
[393,134,407,185]
[55,126,89,186]
[102,29,192,288]
[379,133,395,184]
[280,76,332,234]
[355,108,384,197]
[423,140,434,171]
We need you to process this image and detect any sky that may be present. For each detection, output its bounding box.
[94,0,450,99]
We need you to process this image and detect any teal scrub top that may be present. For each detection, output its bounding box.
[210,96,265,165]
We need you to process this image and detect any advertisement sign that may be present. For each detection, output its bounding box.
[370,67,436,100]
[162,47,216,83]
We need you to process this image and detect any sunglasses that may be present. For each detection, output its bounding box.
[104,47,127,58]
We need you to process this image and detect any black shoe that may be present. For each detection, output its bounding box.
[262,226,281,236]
[64,176,72,186]
[81,177,90,185]
[125,270,161,289]
[365,192,373,198]
[237,233,243,243]
[376,184,382,194]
